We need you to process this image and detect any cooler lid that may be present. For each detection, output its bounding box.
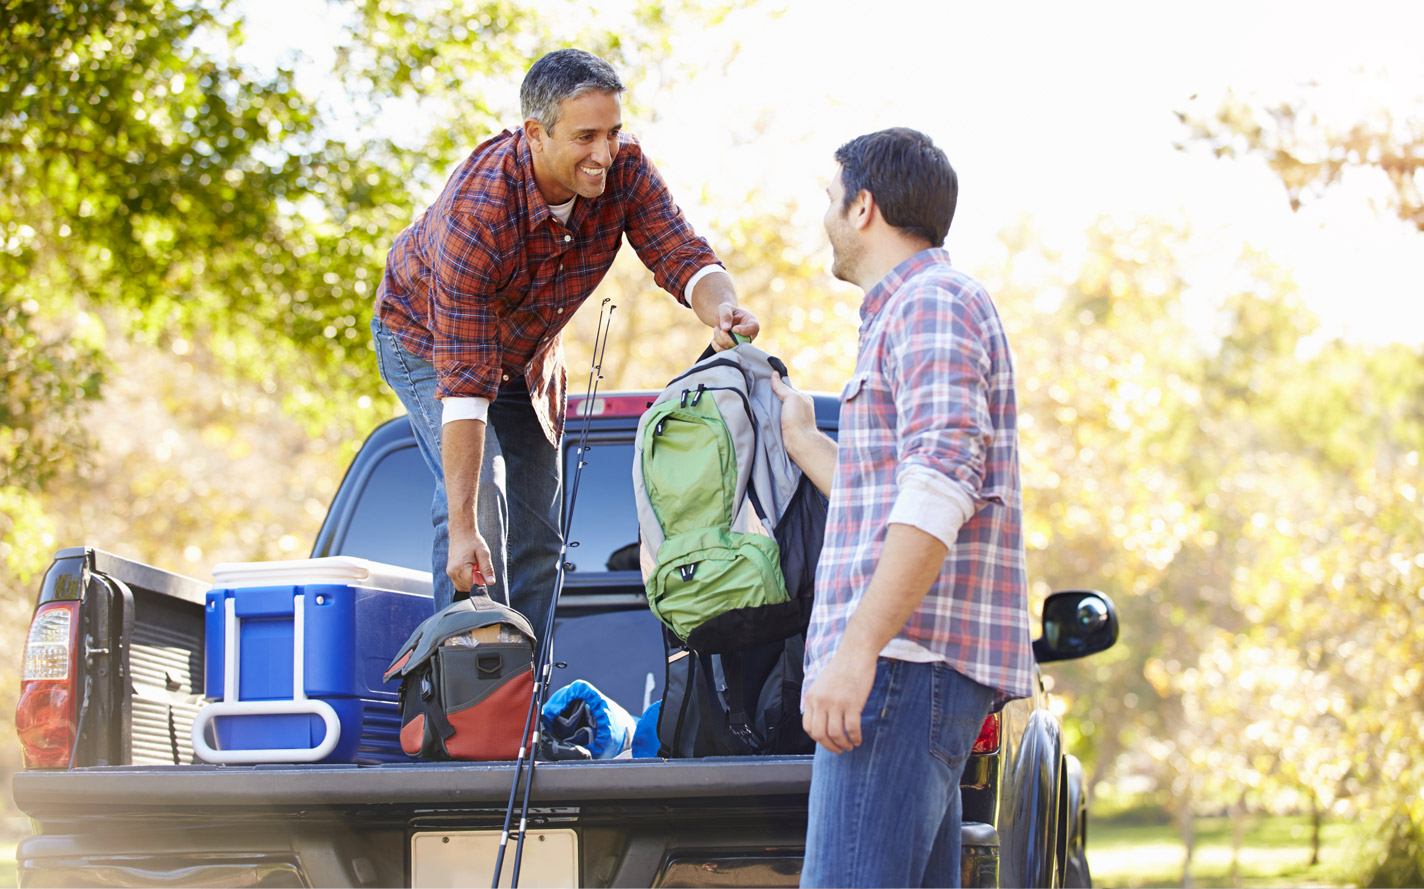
[210,556,433,597]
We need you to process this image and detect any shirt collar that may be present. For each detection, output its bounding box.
[513,130,556,234]
[860,247,953,322]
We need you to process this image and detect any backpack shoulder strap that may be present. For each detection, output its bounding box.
[719,651,756,747]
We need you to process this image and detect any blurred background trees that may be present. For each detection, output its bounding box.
[1170,79,1424,885]
[3,2,1422,884]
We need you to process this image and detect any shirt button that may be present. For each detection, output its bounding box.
[556,307,563,314]
[563,235,571,242]
[502,374,510,381]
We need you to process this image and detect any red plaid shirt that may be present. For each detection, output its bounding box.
[375,128,722,444]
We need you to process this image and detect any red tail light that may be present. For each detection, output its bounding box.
[971,712,1000,754]
[16,601,81,768]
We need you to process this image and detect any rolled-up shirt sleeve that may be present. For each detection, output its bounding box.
[428,211,503,400]
[887,465,976,548]
[441,396,490,425]
[621,141,723,304]
[884,281,999,546]
[684,265,731,303]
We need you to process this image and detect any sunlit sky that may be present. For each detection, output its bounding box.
[240,0,1424,347]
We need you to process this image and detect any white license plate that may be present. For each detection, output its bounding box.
[411,828,579,888]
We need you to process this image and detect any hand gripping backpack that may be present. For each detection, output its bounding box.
[383,596,537,761]
[632,341,826,654]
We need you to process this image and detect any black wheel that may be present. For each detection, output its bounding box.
[1062,755,1091,888]
[1064,847,1092,888]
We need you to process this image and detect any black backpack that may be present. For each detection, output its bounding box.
[656,631,815,758]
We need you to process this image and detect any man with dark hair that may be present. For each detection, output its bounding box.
[771,127,1033,887]
[371,49,758,634]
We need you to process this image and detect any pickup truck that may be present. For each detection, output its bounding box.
[11,389,1119,888]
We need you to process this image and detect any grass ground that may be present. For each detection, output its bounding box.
[1088,809,1359,888]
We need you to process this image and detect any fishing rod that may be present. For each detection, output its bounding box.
[492,298,616,888]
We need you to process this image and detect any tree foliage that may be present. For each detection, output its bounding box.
[1178,80,1424,232]
[1175,80,1424,883]
[983,206,1423,884]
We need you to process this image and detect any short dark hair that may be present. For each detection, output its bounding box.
[521,49,625,133]
[834,128,957,247]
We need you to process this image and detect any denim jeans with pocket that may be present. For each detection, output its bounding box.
[370,316,562,636]
[801,659,996,888]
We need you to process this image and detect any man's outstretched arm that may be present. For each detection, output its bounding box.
[689,271,760,350]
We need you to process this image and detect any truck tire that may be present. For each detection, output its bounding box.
[1000,709,1063,887]
[1062,755,1092,888]
[1064,848,1092,888]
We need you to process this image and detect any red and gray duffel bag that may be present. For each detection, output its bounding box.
[383,595,537,761]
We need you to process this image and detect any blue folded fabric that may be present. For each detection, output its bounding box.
[541,679,636,759]
[632,700,662,758]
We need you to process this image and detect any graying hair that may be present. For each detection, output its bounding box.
[520,49,625,133]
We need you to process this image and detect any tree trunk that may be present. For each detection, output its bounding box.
[1178,789,1195,889]
[1230,791,1246,888]
[1086,724,1122,794]
[1310,790,1321,867]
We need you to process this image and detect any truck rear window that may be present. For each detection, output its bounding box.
[336,439,642,578]
[563,440,641,574]
[337,444,437,573]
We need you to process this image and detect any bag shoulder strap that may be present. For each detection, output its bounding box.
[386,596,535,680]
[720,651,754,745]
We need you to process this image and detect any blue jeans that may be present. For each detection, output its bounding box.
[801,660,996,889]
[371,316,562,637]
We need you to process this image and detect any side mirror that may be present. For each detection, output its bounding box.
[1033,590,1119,663]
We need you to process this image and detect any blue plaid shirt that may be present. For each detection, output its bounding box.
[804,249,1035,707]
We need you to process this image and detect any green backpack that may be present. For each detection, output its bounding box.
[632,343,826,654]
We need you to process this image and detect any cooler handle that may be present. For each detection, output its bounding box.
[191,594,343,764]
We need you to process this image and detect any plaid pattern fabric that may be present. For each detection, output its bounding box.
[375,128,721,444]
[804,249,1035,706]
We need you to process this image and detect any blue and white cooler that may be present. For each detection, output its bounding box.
[193,557,434,764]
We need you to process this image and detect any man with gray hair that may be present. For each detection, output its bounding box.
[371,49,758,635]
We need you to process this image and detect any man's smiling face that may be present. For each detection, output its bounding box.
[527,90,623,205]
